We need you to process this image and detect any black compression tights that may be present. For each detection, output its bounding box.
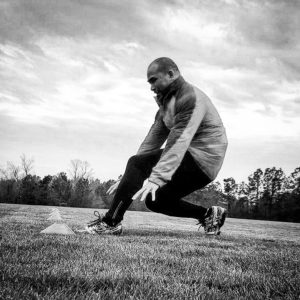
[103,149,211,226]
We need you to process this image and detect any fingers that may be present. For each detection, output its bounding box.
[107,187,114,195]
[132,187,154,202]
[140,188,150,202]
[132,182,159,202]
[132,187,143,200]
[106,182,119,195]
[151,189,156,201]
[107,185,115,195]
[106,186,113,195]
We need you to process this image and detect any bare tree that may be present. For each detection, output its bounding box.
[7,162,21,180]
[69,159,80,181]
[0,161,21,180]
[0,164,9,179]
[69,159,93,181]
[20,154,34,176]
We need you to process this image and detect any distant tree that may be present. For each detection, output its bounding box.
[37,175,53,205]
[237,181,249,198]
[68,159,93,182]
[223,177,237,196]
[49,173,72,206]
[223,177,238,216]
[0,161,21,181]
[8,162,21,181]
[0,165,7,179]
[236,182,250,216]
[0,161,23,203]
[0,179,19,203]
[1,152,300,222]
[260,167,285,218]
[88,179,107,208]
[70,177,90,207]
[18,175,40,204]
[207,181,222,193]
[280,167,300,222]
[291,167,300,193]
[248,168,263,216]
[235,196,249,218]
[20,154,34,177]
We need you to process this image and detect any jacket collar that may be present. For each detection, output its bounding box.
[155,75,185,107]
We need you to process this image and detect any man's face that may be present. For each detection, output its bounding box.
[147,63,173,97]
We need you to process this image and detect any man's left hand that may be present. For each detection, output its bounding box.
[132,181,159,202]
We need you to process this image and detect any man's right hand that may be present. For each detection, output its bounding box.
[106,180,120,195]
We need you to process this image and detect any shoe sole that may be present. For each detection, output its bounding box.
[95,225,123,236]
[85,225,96,234]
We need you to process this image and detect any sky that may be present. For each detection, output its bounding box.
[0,0,299,183]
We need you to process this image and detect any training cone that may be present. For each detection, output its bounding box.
[47,214,62,221]
[47,211,62,220]
[49,210,61,216]
[49,210,60,216]
[40,223,75,235]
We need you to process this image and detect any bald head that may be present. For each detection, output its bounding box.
[148,57,180,75]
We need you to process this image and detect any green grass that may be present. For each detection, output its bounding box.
[0,204,299,299]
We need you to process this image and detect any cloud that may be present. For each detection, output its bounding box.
[0,0,299,181]
[231,0,300,48]
[0,37,156,128]
[1,0,299,117]
[0,0,171,51]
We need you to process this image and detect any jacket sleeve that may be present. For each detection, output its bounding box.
[137,110,169,155]
[148,94,206,187]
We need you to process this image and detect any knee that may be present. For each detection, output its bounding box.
[145,195,159,212]
[127,155,141,167]
[145,192,167,213]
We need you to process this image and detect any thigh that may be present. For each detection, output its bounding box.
[156,151,211,200]
[130,149,163,171]
[124,149,163,180]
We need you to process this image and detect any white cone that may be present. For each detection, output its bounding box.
[48,210,62,220]
[49,211,61,217]
[47,214,62,221]
[40,223,75,235]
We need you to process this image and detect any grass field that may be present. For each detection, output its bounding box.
[0,203,299,300]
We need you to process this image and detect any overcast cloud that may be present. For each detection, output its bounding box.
[0,0,299,182]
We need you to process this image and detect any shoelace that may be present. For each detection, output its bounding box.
[88,211,103,226]
[196,219,206,231]
[197,213,214,231]
[94,210,101,218]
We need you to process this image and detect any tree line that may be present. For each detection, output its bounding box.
[0,155,299,222]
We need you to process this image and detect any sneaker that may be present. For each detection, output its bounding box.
[85,211,103,233]
[93,221,123,235]
[85,211,122,235]
[198,206,227,235]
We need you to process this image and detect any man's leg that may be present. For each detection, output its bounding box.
[145,151,211,219]
[102,149,163,226]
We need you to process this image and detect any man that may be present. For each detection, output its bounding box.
[86,57,228,235]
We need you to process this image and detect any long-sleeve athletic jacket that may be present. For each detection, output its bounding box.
[137,76,228,187]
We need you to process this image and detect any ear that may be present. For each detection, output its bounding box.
[168,70,174,78]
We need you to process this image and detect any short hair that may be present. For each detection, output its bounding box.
[149,57,180,74]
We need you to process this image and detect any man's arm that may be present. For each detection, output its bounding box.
[137,110,169,155]
[148,93,206,187]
